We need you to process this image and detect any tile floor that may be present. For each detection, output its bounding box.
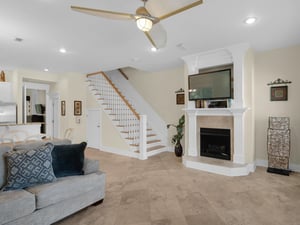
[55,148,300,225]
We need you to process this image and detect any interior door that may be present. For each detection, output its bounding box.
[87,109,101,149]
[49,93,60,138]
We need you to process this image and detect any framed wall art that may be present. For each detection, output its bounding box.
[176,93,185,105]
[270,86,288,101]
[0,71,5,82]
[61,100,66,116]
[74,100,82,116]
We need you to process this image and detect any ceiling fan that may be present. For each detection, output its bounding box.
[71,0,203,49]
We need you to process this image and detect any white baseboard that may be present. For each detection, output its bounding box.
[247,163,256,173]
[98,145,171,160]
[255,159,300,173]
[255,159,268,167]
[147,147,169,157]
[166,146,173,152]
[290,163,300,172]
[99,145,139,159]
[91,146,300,173]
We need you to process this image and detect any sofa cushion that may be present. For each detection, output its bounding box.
[13,139,71,151]
[83,158,99,175]
[49,138,72,145]
[0,145,11,189]
[2,143,56,191]
[26,171,105,209]
[51,142,87,177]
[0,189,35,225]
[13,141,45,151]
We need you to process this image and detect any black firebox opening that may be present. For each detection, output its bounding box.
[200,128,231,160]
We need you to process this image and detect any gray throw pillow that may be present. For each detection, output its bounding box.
[0,145,12,189]
[13,141,45,151]
[13,139,72,151]
[2,143,57,191]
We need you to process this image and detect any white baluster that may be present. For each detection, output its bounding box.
[88,73,145,153]
[139,115,147,159]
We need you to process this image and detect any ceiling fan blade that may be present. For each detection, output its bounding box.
[144,23,167,49]
[145,0,203,20]
[71,6,136,20]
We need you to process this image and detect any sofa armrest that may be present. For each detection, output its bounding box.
[83,158,99,175]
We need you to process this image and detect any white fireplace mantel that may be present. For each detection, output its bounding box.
[185,107,248,116]
[181,43,255,176]
[184,107,248,163]
[182,107,254,176]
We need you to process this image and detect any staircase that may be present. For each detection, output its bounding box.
[86,71,167,159]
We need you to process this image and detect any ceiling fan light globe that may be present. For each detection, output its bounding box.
[136,17,152,32]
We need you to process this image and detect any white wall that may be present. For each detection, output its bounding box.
[123,66,185,146]
[53,72,87,143]
[6,69,87,143]
[254,44,300,165]
[4,44,299,166]
[6,69,60,123]
[86,85,130,151]
[244,49,255,163]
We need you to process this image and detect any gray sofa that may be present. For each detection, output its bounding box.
[0,139,105,225]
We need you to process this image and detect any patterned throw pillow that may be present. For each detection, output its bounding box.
[2,143,57,191]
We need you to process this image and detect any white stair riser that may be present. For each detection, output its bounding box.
[147,141,163,149]
[87,76,165,154]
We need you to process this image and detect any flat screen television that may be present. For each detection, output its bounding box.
[188,64,233,100]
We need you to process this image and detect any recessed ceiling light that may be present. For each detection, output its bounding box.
[15,37,23,42]
[151,47,157,52]
[176,43,186,51]
[244,17,257,25]
[131,57,140,62]
[59,48,66,53]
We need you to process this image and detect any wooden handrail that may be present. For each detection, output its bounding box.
[118,69,129,80]
[86,71,102,77]
[87,71,140,120]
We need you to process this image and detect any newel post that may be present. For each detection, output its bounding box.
[139,114,147,160]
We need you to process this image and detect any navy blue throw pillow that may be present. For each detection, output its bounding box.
[51,142,87,178]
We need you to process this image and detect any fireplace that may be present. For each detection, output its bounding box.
[182,44,255,176]
[200,128,231,160]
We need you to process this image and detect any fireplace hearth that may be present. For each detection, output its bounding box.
[200,128,231,160]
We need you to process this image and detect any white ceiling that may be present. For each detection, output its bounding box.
[1,0,300,74]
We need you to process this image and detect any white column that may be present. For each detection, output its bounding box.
[139,114,147,160]
[227,43,249,108]
[233,112,245,164]
[187,112,198,157]
[0,82,13,102]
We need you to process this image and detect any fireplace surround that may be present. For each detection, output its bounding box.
[181,43,255,176]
